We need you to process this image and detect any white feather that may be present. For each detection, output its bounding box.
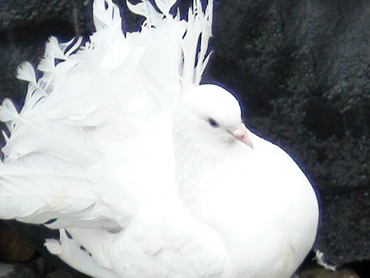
[155,0,177,16]
[38,37,66,73]
[16,62,37,84]
[0,99,19,130]
[45,229,120,278]
[126,1,163,26]
[93,0,121,31]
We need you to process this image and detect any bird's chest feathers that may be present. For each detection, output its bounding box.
[176,142,247,210]
[177,143,316,236]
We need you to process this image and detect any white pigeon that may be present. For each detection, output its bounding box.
[0,0,319,277]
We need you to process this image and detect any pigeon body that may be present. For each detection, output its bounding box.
[0,0,318,277]
[173,85,318,277]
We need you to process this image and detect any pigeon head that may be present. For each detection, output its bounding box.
[174,84,253,148]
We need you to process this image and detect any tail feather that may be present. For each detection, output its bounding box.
[181,0,213,90]
[16,62,38,84]
[93,0,121,32]
[0,99,20,131]
[154,0,177,16]
[45,229,120,278]
[38,37,67,74]
[126,1,163,26]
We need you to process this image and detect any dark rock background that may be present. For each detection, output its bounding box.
[0,0,369,277]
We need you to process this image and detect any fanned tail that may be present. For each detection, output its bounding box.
[0,0,214,271]
[0,0,214,276]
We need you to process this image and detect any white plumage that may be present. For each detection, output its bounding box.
[0,0,318,277]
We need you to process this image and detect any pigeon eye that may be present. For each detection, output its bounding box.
[207,118,219,128]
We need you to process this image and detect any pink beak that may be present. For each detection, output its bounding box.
[232,123,253,149]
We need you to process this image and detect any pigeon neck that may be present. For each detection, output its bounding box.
[174,133,248,210]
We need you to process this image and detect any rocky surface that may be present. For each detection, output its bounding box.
[0,0,369,277]
[0,221,34,262]
[0,263,35,278]
[299,265,360,278]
